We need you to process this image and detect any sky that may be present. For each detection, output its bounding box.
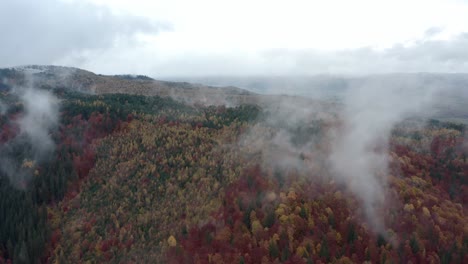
[1,0,468,76]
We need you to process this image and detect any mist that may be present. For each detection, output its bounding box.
[328,77,438,232]
[236,74,446,235]
[16,88,59,157]
[0,81,59,188]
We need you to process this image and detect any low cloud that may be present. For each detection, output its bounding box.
[238,75,441,234]
[0,76,59,187]
[15,87,59,157]
[328,77,438,231]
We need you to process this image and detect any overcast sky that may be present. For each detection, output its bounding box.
[1,0,468,76]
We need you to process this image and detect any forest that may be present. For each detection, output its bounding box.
[0,83,467,264]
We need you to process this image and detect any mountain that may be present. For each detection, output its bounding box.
[0,65,467,263]
[0,65,254,105]
[171,73,468,97]
[4,66,467,124]
[173,74,468,124]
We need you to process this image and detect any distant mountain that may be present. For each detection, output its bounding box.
[171,73,468,123]
[171,73,468,97]
[2,66,467,123]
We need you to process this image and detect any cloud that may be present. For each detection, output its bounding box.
[385,33,468,63]
[1,1,467,77]
[16,87,59,157]
[0,0,168,68]
[256,32,468,76]
[423,27,444,38]
[328,76,438,232]
[151,32,468,77]
[236,74,445,235]
[2,0,466,78]
[0,75,59,187]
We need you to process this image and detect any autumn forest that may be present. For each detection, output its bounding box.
[0,67,467,264]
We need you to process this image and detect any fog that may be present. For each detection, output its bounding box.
[16,88,59,158]
[0,76,59,187]
[328,78,438,231]
[235,74,453,234]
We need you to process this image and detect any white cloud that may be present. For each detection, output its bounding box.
[2,0,468,76]
[0,0,168,67]
[84,0,468,49]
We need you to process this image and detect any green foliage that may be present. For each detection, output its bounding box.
[428,119,465,132]
[319,238,330,261]
[0,176,48,262]
[377,234,387,248]
[347,223,357,243]
[203,105,260,129]
[268,241,279,259]
[410,236,420,254]
[280,247,290,262]
[263,210,276,228]
[61,91,197,122]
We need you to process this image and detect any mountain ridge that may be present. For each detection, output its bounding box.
[2,65,467,124]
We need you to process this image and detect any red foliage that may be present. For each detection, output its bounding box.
[0,113,21,143]
[72,147,96,179]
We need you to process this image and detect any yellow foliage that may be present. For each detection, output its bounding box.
[336,256,354,264]
[294,206,302,214]
[336,232,342,244]
[404,203,415,212]
[410,176,428,188]
[415,199,422,208]
[287,190,297,200]
[275,207,285,216]
[316,243,321,253]
[334,191,342,199]
[22,159,35,168]
[251,220,263,234]
[272,233,280,242]
[94,243,102,256]
[167,235,177,247]
[296,246,308,257]
[422,207,431,217]
[279,215,289,223]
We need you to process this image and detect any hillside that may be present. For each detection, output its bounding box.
[0,66,252,106]
[0,66,466,263]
